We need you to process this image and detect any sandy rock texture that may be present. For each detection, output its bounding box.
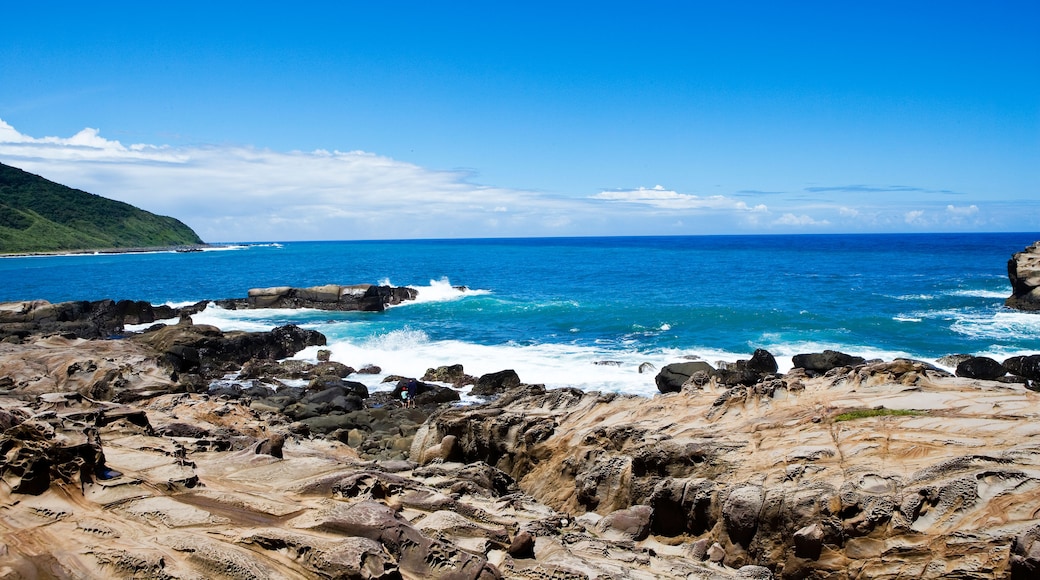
[0,338,738,580]
[413,360,1040,579]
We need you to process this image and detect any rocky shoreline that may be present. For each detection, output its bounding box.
[2,283,1040,578]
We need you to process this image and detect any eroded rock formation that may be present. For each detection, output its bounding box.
[414,359,1040,578]
[1007,241,1040,311]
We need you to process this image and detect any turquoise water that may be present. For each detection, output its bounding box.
[3,233,1039,396]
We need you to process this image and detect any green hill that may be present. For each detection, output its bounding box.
[0,162,204,253]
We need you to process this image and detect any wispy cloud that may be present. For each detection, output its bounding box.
[773,213,830,227]
[591,185,768,212]
[805,184,963,195]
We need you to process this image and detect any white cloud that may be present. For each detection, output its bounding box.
[773,213,830,227]
[591,186,767,212]
[946,204,979,216]
[0,119,579,241]
[904,210,926,225]
[839,207,859,218]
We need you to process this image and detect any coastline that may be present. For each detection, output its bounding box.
[2,240,1040,577]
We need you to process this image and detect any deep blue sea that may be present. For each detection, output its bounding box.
[3,233,1039,398]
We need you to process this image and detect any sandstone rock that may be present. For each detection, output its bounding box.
[723,485,764,547]
[707,542,726,563]
[293,500,501,579]
[418,435,459,465]
[793,522,824,559]
[237,530,397,579]
[737,565,774,579]
[1006,241,1040,311]
[507,530,536,559]
[1011,524,1040,579]
[596,504,652,541]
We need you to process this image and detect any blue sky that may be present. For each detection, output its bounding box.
[1,1,1037,242]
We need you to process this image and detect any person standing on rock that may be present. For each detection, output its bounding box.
[406,378,419,408]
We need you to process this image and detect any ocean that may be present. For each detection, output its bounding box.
[3,233,1039,399]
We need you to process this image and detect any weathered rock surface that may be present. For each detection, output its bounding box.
[0,383,732,580]
[5,285,1040,578]
[1006,241,1040,311]
[414,359,1040,578]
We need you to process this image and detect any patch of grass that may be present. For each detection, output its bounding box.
[834,408,925,422]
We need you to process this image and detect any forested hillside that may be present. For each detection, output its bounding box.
[0,162,203,253]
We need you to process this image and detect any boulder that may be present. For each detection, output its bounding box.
[390,379,460,405]
[596,504,653,541]
[506,531,536,559]
[655,361,715,393]
[423,364,477,387]
[472,369,521,396]
[1003,355,1040,381]
[716,351,779,387]
[955,356,1007,380]
[793,522,825,559]
[723,485,764,547]
[792,350,866,374]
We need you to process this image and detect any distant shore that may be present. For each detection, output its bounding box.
[0,243,218,258]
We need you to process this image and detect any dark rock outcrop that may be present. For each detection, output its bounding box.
[0,299,181,341]
[791,350,866,374]
[471,369,521,396]
[955,356,1007,380]
[217,284,418,312]
[1006,241,1040,311]
[423,364,477,387]
[133,320,325,377]
[655,361,716,393]
[1004,355,1040,381]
